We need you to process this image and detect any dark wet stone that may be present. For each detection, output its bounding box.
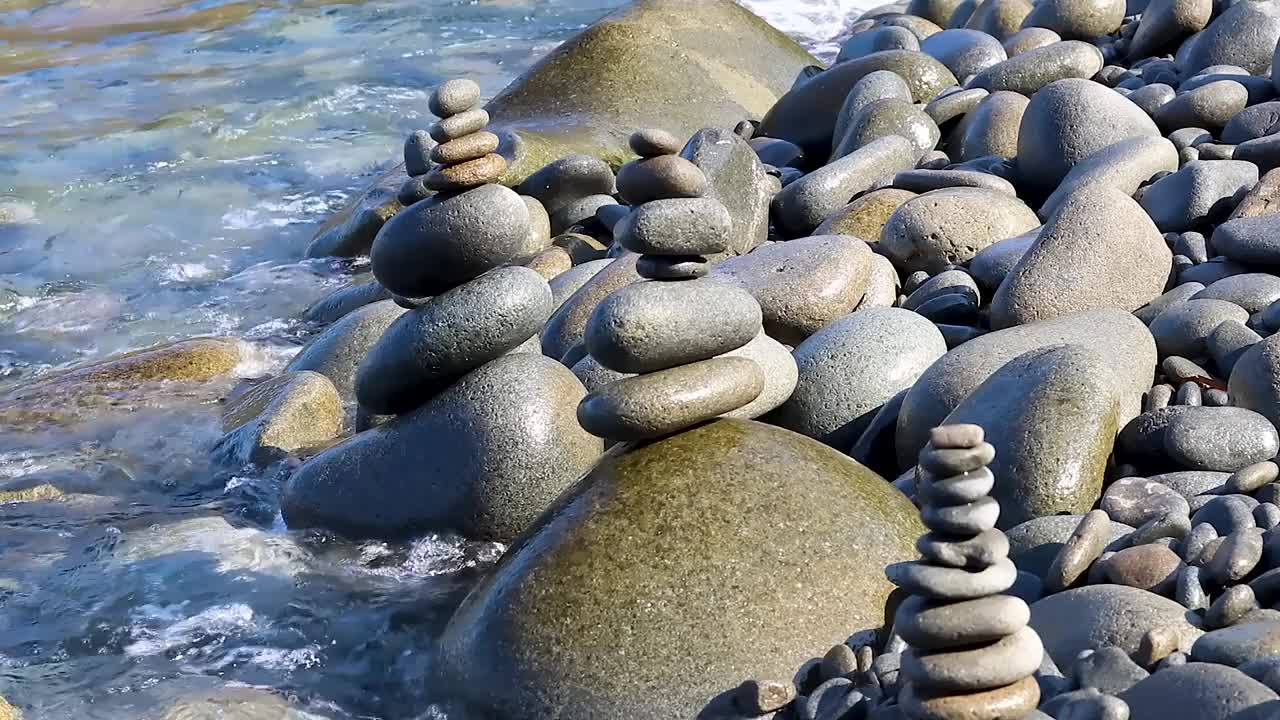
[303,278,392,325]
[437,419,923,719]
[282,354,602,542]
[355,267,553,415]
[371,184,530,298]
[541,254,641,361]
[286,300,406,400]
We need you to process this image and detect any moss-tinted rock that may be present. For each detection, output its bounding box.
[214,371,342,466]
[438,419,923,719]
[942,345,1120,528]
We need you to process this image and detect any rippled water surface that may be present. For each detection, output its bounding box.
[0,0,850,716]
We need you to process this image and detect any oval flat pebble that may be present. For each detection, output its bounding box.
[576,357,765,441]
[902,626,1044,692]
[585,279,761,374]
[429,108,489,143]
[431,131,500,165]
[615,155,708,205]
[1163,406,1280,472]
[615,198,731,256]
[887,556,1017,599]
[895,594,1030,649]
[429,78,481,117]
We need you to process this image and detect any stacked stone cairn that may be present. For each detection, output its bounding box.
[357,79,546,417]
[575,130,768,441]
[887,423,1044,720]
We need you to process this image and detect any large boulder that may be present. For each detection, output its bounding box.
[308,0,815,258]
[281,354,602,542]
[437,419,923,719]
[941,345,1123,527]
[1031,585,1203,668]
[1016,78,1161,199]
[1181,0,1280,76]
[991,186,1171,328]
[895,309,1156,468]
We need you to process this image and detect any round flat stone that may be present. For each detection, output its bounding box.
[917,527,1010,569]
[902,626,1044,692]
[615,198,732,256]
[1100,544,1182,593]
[371,183,530,298]
[430,78,481,117]
[923,496,1001,535]
[616,155,708,205]
[431,131,500,165]
[584,279,762,374]
[423,153,508,191]
[1102,477,1191,527]
[896,594,1030,650]
[920,466,997,506]
[1163,406,1280,472]
[429,108,489,143]
[629,128,683,158]
[920,442,997,476]
[576,357,765,441]
[887,557,1018,599]
[900,675,1040,720]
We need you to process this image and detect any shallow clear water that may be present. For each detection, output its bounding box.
[0,1,856,717]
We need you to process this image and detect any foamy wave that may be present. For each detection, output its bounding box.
[739,0,877,59]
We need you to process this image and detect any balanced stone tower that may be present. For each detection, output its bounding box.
[887,424,1044,720]
[576,130,768,441]
[358,79,545,417]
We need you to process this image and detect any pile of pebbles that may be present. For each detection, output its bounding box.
[355,80,545,418]
[576,132,768,441]
[890,424,1042,719]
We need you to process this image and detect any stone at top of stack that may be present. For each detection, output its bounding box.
[887,424,1044,720]
[575,129,766,441]
[358,79,546,418]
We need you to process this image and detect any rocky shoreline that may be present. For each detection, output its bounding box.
[16,0,1280,716]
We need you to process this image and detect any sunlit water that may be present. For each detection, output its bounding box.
[0,1,858,716]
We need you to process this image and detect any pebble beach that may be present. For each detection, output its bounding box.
[12,0,1280,718]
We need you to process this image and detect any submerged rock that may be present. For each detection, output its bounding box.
[438,419,922,719]
[282,354,602,542]
[214,372,341,466]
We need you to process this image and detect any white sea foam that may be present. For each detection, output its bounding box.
[739,0,876,59]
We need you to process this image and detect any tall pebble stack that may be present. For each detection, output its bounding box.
[887,424,1045,720]
[575,130,767,441]
[355,79,545,417]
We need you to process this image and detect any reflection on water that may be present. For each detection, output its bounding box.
[0,0,836,716]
